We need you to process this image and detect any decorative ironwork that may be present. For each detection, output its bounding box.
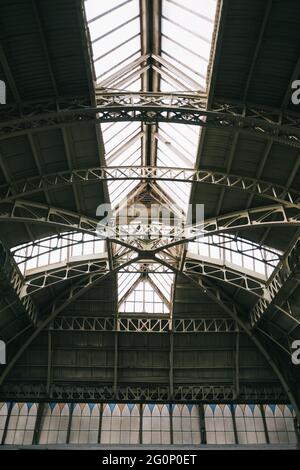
[1,200,300,243]
[52,316,239,333]
[1,93,300,148]
[0,245,38,325]
[21,255,266,298]
[250,237,300,327]
[0,382,288,403]
[1,166,300,208]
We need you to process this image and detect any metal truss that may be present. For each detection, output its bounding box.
[173,318,238,333]
[12,231,280,270]
[250,237,300,327]
[21,257,171,297]
[0,382,288,403]
[0,246,38,325]
[21,258,110,297]
[1,249,298,415]
[1,199,300,243]
[179,270,300,417]
[156,204,300,250]
[161,249,297,342]
[21,254,266,298]
[52,316,239,333]
[1,93,300,148]
[183,259,266,296]
[1,166,300,209]
[183,269,296,354]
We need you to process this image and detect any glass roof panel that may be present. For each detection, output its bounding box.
[156,123,199,212]
[149,272,173,302]
[161,0,217,92]
[85,0,141,90]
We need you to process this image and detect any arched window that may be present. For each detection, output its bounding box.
[204,404,235,444]
[39,403,70,444]
[0,403,8,443]
[234,404,266,444]
[172,404,201,444]
[101,403,140,444]
[69,403,100,444]
[4,402,37,445]
[142,404,170,444]
[264,404,297,444]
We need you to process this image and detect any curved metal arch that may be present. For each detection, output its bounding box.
[16,246,300,347]
[179,269,300,419]
[250,236,300,328]
[1,166,300,209]
[21,256,171,297]
[0,244,38,325]
[183,257,266,296]
[0,254,140,387]
[1,200,300,245]
[153,204,300,252]
[20,253,267,298]
[1,252,299,420]
[12,230,281,270]
[160,249,300,333]
[1,93,300,148]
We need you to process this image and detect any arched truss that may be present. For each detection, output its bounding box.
[18,254,267,298]
[2,243,299,351]
[1,166,300,209]
[12,231,280,271]
[0,252,299,418]
[1,200,300,243]
[3,233,298,357]
[0,94,300,147]
[250,237,300,328]
[1,201,298,333]
[0,245,39,325]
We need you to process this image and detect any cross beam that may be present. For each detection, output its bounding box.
[1,93,300,148]
[21,254,266,298]
[52,316,238,333]
[0,382,287,404]
[251,236,300,327]
[0,252,299,417]
[1,166,300,208]
[1,200,300,243]
[0,244,38,325]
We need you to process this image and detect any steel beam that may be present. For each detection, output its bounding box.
[1,166,300,208]
[22,256,266,297]
[1,200,300,243]
[51,315,238,333]
[179,269,300,419]
[0,382,288,404]
[13,231,279,270]
[183,257,266,296]
[1,93,300,148]
[250,236,300,327]
[0,255,141,387]
[21,257,173,297]
[0,244,38,325]
[1,254,298,416]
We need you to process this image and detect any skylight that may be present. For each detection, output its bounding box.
[12,233,105,275]
[86,0,141,88]
[161,0,216,92]
[85,0,218,217]
[156,122,200,211]
[12,232,281,282]
[117,262,174,314]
